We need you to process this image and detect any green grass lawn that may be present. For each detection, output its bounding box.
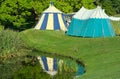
[21,29,120,79]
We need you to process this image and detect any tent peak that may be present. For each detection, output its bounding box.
[50,1,54,6]
[96,6,102,9]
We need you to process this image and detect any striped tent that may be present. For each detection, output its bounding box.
[67,6,115,37]
[34,2,67,31]
[37,56,58,77]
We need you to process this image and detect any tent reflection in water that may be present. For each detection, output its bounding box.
[37,56,58,79]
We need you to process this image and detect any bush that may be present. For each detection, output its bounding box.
[111,21,120,35]
[0,25,4,30]
[0,30,24,56]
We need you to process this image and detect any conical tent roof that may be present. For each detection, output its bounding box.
[43,3,62,13]
[34,2,67,31]
[67,6,115,37]
[73,6,95,20]
[90,6,109,19]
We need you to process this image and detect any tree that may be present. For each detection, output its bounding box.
[81,0,96,9]
[93,0,103,6]
[54,1,73,13]
[0,0,44,31]
[111,0,120,14]
[102,0,116,15]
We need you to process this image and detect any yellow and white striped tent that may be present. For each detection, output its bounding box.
[34,2,67,31]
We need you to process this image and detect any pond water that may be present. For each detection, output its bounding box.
[0,53,85,79]
[37,55,85,79]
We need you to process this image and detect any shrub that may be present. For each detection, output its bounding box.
[0,25,4,30]
[0,30,24,56]
[111,21,120,35]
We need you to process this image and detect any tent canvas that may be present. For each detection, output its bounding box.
[67,6,115,37]
[34,2,67,31]
[109,16,120,21]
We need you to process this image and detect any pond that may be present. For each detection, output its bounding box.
[37,56,85,78]
[37,56,85,79]
[0,53,85,79]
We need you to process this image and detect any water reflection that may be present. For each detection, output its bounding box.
[37,56,58,79]
[37,56,85,79]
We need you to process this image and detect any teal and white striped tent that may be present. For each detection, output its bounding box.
[67,6,115,37]
[37,56,58,78]
[34,2,67,31]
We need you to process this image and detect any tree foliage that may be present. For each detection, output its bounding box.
[102,0,116,15]
[0,0,34,30]
[0,0,120,31]
[111,0,120,14]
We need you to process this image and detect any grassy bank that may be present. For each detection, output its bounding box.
[21,29,120,79]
